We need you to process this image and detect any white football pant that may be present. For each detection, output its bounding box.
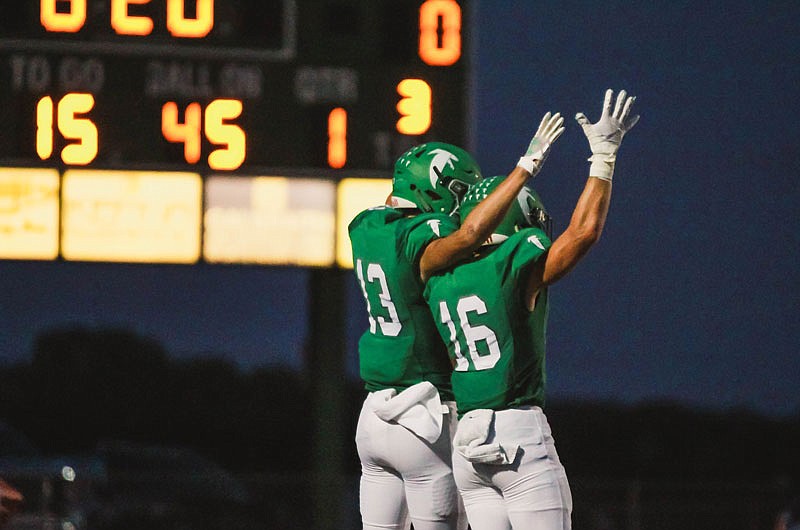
[452,406,572,530]
[356,394,465,530]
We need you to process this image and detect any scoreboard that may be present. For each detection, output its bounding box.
[0,0,470,266]
[0,0,469,171]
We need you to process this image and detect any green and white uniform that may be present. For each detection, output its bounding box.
[350,205,457,399]
[424,227,550,415]
[425,228,573,530]
[350,205,464,530]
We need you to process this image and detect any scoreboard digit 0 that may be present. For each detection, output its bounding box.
[0,0,470,172]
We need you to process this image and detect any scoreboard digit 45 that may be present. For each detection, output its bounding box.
[0,0,470,172]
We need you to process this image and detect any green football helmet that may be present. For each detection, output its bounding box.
[390,142,483,215]
[460,175,552,244]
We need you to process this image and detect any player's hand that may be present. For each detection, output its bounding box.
[575,89,639,181]
[517,112,565,177]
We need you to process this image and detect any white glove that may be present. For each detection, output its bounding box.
[517,112,565,177]
[575,89,640,181]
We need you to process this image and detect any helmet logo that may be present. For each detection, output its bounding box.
[518,190,534,220]
[427,148,460,187]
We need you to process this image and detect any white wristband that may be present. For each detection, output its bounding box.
[517,156,538,176]
[587,154,616,181]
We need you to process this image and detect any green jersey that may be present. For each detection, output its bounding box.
[424,228,552,415]
[349,206,459,399]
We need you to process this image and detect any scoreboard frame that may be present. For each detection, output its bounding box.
[0,0,471,173]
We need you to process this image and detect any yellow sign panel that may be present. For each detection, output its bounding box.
[335,178,392,268]
[61,170,202,263]
[0,168,60,260]
[204,176,336,266]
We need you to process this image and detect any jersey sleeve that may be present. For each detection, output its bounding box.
[348,205,394,234]
[400,213,459,265]
[495,227,552,287]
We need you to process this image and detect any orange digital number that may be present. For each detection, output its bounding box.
[40,0,86,33]
[396,79,432,135]
[36,93,98,165]
[162,102,202,163]
[418,0,462,66]
[111,0,153,35]
[167,0,214,38]
[204,99,245,170]
[328,108,347,169]
[36,96,55,160]
[162,99,245,171]
[51,0,216,37]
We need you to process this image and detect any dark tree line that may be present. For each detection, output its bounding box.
[1,326,798,487]
[0,327,364,475]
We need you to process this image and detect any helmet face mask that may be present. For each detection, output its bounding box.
[435,171,472,209]
[391,142,483,215]
[521,189,553,238]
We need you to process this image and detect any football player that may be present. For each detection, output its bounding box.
[422,89,639,530]
[349,112,565,530]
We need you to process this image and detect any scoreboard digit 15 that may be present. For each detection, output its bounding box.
[0,0,470,172]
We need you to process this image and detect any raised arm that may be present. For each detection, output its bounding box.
[525,89,639,306]
[420,112,565,282]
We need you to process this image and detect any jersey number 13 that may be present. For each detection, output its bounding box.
[356,259,402,337]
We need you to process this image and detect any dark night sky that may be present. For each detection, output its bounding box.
[1,1,798,419]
